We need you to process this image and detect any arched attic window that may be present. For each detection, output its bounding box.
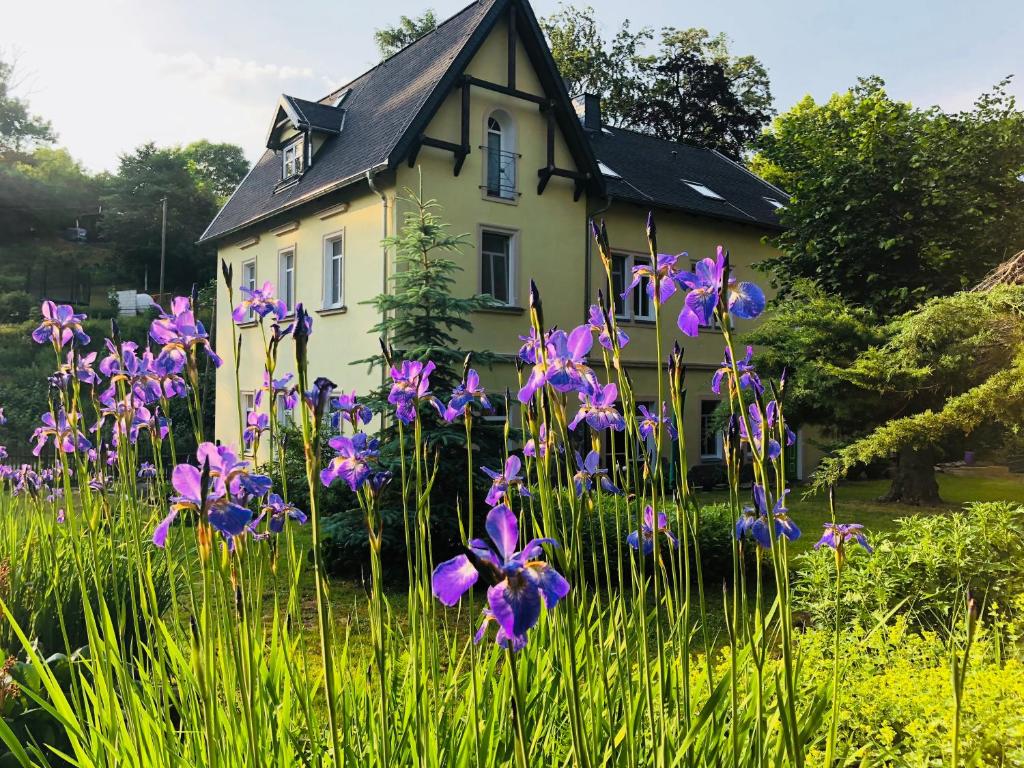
[484,110,517,200]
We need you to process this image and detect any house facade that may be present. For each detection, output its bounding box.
[200,0,814,479]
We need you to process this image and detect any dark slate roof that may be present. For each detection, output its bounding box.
[588,127,788,230]
[284,96,345,134]
[201,0,499,242]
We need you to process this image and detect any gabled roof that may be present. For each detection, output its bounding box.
[202,0,503,243]
[588,127,787,230]
[282,96,346,135]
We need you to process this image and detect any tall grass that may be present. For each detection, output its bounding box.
[0,216,938,767]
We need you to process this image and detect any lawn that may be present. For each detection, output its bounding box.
[699,466,1024,555]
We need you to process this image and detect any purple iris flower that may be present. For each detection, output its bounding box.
[627,505,679,554]
[231,281,287,323]
[572,450,622,497]
[431,504,569,650]
[623,253,681,304]
[320,432,379,492]
[586,304,629,351]
[482,455,531,506]
[31,301,90,348]
[674,248,766,336]
[711,346,763,395]
[523,424,555,459]
[740,401,795,460]
[305,376,336,424]
[252,493,308,536]
[150,296,222,369]
[637,403,678,442]
[518,326,595,403]
[815,523,873,557]
[31,409,91,456]
[262,371,299,412]
[153,442,270,548]
[62,350,100,385]
[243,410,270,447]
[331,390,372,430]
[517,328,544,364]
[474,608,526,651]
[568,381,625,432]
[436,369,492,422]
[735,485,800,548]
[138,462,157,480]
[388,360,436,424]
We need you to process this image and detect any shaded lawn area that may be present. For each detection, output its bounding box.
[698,466,1024,556]
[170,469,1024,654]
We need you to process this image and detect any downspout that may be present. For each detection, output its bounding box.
[366,169,389,395]
[585,192,614,321]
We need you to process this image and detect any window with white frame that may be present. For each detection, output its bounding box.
[279,248,296,314]
[700,400,724,459]
[282,137,304,179]
[610,253,653,321]
[484,111,517,200]
[323,233,344,309]
[242,391,256,453]
[481,229,514,305]
[241,259,257,321]
[275,392,292,426]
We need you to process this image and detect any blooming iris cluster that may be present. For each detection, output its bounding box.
[31,301,90,349]
[231,281,287,323]
[153,442,294,549]
[31,409,91,456]
[740,401,796,461]
[711,346,762,395]
[674,247,766,336]
[814,523,873,560]
[627,505,679,555]
[568,381,625,432]
[331,390,372,431]
[432,505,569,650]
[482,455,531,506]
[735,485,800,548]
[321,432,385,492]
[150,296,222,370]
[388,360,436,424]
[586,304,629,351]
[572,450,621,497]
[637,403,677,442]
[434,369,491,423]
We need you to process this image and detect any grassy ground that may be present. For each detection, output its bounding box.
[700,465,1024,555]
[168,469,1024,656]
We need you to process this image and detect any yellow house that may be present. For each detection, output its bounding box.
[199,0,812,479]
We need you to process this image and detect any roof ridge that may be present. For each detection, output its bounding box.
[319,0,493,106]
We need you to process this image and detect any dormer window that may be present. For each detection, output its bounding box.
[282,138,305,179]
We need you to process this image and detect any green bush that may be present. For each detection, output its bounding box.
[794,501,1024,630]
[0,292,33,323]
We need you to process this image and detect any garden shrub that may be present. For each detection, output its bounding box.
[0,292,33,323]
[794,501,1024,630]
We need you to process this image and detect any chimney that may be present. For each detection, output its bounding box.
[583,93,602,131]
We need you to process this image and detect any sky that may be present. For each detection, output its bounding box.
[3,0,1022,172]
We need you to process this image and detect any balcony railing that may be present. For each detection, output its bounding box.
[483,147,518,199]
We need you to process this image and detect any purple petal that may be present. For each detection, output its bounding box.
[488,577,542,638]
[485,505,519,560]
[531,563,570,608]
[171,464,202,503]
[153,508,178,548]
[432,555,479,606]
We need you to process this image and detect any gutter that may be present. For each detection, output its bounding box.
[200,161,390,245]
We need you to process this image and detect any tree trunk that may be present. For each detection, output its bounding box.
[880,446,942,505]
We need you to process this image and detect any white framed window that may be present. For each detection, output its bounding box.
[684,180,724,201]
[241,259,257,321]
[700,400,724,459]
[279,247,296,315]
[242,391,256,454]
[610,253,653,321]
[275,392,292,426]
[483,111,517,201]
[480,228,516,305]
[323,232,344,309]
[282,137,304,179]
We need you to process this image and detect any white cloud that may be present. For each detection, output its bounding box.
[0,7,325,172]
